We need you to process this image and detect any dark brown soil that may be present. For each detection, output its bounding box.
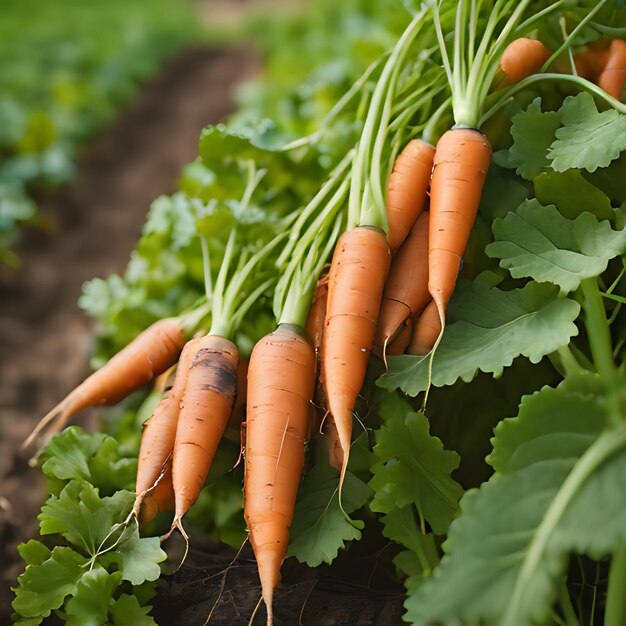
[0,44,261,618]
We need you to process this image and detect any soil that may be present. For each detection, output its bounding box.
[0,44,261,619]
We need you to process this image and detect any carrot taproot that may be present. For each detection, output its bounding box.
[428,128,491,328]
[499,38,552,83]
[139,461,175,527]
[407,300,442,356]
[321,226,391,484]
[385,139,435,253]
[132,337,199,516]
[171,334,239,529]
[375,211,430,352]
[323,416,343,471]
[244,324,315,624]
[387,318,414,356]
[25,317,186,448]
[305,274,329,354]
[598,39,626,99]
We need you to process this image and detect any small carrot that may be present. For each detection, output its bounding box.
[305,274,329,354]
[171,335,239,531]
[406,300,442,356]
[428,128,491,329]
[227,357,249,432]
[25,317,186,449]
[387,318,413,356]
[321,225,391,485]
[244,324,315,624]
[323,416,343,471]
[574,44,610,82]
[375,211,430,353]
[385,139,435,253]
[598,39,626,99]
[133,337,199,516]
[499,38,552,83]
[139,461,175,527]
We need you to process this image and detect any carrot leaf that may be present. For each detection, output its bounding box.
[404,378,626,626]
[487,201,626,292]
[65,568,121,625]
[380,280,581,396]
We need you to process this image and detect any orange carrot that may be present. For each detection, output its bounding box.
[500,38,552,84]
[387,318,413,356]
[305,274,329,354]
[598,40,626,99]
[321,226,391,484]
[323,416,343,471]
[406,300,442,356]
[25,317,186,448]
[428,128,491,328]
[227,357,249,432]
[386,139,435,253]
[171,334,239,530]
[244,324,315,623]
[574,44,610,82]
[375,211,430,352]
[133,337,199,516]
[139,461,175,527]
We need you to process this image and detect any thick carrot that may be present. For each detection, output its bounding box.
[305,274,329,354]
[428,128,491,325]
[375,211,430,352]
[133,337,199,515]
[386,139,435,253]
[139,461,175,527]
[499,38,552,83]
[25,317,185,448]
[244,324,315,624]
[598,40,626,99]
[321,226,391,483]
[171,334,239,528]
[406,300,442,356]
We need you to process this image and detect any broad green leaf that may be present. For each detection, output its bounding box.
[478,165,530,223]
[88,436,137,496]
[493,98,562,180]
[533,169,614,221]
[39,481,133,555]
[287,438,374,567]
[380,281,580,395]
[486,201,626,292]
[583,152,626,203]
[370,409,462,534]
[405,379,626,626]
[17,540,51,566]
[116,526,167,585]
[12,547,87,618]
[548,92,626,172]
[65,567,120,626]
[110,594,156,626]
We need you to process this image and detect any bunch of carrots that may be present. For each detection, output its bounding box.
[25,0,626,622]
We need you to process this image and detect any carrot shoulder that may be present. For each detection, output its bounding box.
[244,324,315,624]
[598,40,626,99]
[386,139,434,253]
[321,226,391,482]
[171,334,239,527]
[25,317,185,448]
[428,128,491,325]
[500,38,552,83]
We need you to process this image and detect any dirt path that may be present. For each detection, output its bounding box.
[0,44,260,615]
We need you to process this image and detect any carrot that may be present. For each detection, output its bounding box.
[244,324,315,624]
[428,128,491,327]
[499,38,552,83]
[132,337,199,516]
[574,45,610,82]
[227,357,249,432]
[598,39,626,99]
[139,461,175,527]
[171,334,239,530]
[321,226,391,484]
[323,416,343,471]
[385,139,435,253]
[305,274,329,354]
[375,211,430,352]
[406,300,442,356]
[387,318,413,356]
[25,317,186,449]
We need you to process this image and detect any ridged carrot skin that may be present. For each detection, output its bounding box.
[598,40,626,99]
[25,317,185,447]
[428,129,491,320]
[133,337,199,514]
[321,226,391,481]
[172,335,239,523]
[500,38,552,83]
[375,211,430,350]
[139,461,175,527]
[407,300,442,356]
[244,324,315,623]
[386,139,435,253]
